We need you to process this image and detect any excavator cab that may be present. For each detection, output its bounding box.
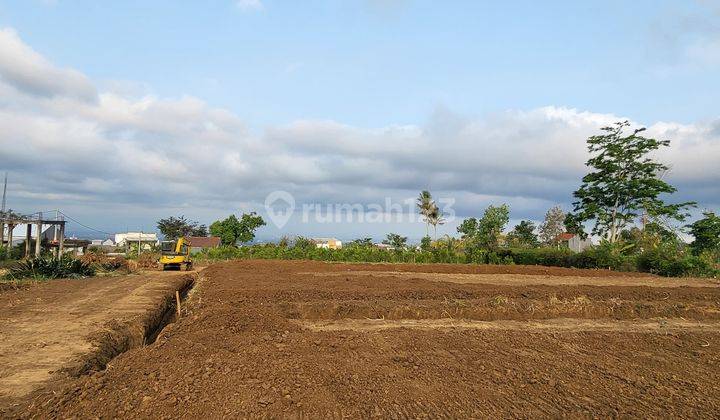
[159,238,193,271]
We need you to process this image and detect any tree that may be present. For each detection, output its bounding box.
[349,237,374,247]
[427,205,446,239]
[416,191,435,237]
[457,218,479,239]
[620,222,679,253]
[156,216,207,240]
[382,233,407,250]
[507,220,538,248]
[571,121,694,243]
[420,236,432,251]
[477,204,510,249]
[688,212,720,256]
[563,213,587,239]
[538,206,565,246]
[209,213,266,246]
[456,204,510,250]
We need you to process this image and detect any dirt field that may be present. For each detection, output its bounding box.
[6,260,720,418]
[0,272,194,412]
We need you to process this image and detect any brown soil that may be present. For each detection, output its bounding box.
[0,271,194,411]
[7,260,720,418]
[308,270,720,288]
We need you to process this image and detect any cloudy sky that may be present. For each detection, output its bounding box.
[0,0,718,240]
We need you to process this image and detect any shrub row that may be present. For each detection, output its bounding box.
[194,244,718,278]
[5,256,95,280]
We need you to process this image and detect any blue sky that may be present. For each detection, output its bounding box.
[0,0,718,240]
[3,0,718,127]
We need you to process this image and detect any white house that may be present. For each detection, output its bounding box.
[557,233,593,252]
[311,237,342,250]
[115,232,158,250]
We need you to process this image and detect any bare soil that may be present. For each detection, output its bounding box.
[6,260,720,418]
[0,271,194,411]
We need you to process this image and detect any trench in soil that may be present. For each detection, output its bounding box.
[62,274,197,378]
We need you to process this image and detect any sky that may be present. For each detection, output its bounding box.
[0,0,718,241]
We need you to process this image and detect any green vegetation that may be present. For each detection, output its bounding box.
[4,256,95,280]
[209,213,266,246]
[156,215,208,240]
[457,204,510,251]
[688,212,720,257]
[382,233,408,250]
[190,121,719,278]
[193,237,718,278]
[569,121,694,242]
[507,220,539,248]
[538,206,565,246]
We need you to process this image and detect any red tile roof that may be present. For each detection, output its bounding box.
[556,233,576,241]
[185,236,221,248]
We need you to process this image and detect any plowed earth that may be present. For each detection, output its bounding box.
[8,260,720,418]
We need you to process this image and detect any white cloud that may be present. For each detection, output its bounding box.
[236,0,263,11]
[0,27,717,233]
[0,28,96,101]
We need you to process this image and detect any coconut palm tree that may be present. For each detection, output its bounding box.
[416,190,434,237]
[427,204,446,239]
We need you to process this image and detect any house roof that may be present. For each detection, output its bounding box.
[185,236,221,248]
[556,233,576,241]
[311,237,340,243]
[116,232,158,241]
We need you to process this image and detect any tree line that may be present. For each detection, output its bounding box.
[154,120,719,276]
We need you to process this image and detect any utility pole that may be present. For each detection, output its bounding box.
[35,212,42,257]
[1,172,7,213]
[0,173,5,248]
[53,209,59,257]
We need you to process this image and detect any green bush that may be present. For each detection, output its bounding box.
[506,247,573,266]
[5,256,95,280]
[637,248,718,277]
[190,237,718,278]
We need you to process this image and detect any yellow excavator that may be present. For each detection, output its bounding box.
[159,237,193,271]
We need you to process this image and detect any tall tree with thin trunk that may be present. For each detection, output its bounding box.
[416,190,434,237]
[571,121,694,243]
[427,205,445,239]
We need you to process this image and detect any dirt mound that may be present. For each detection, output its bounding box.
[12,260,720,418]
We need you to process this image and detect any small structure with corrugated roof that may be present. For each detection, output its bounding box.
[556,232,593,252]
[185,236,222,253]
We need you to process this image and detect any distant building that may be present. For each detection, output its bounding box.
[41,226,90,255]
[115,232,158,250]
[557,233,593,252]
[91,239,115,247]
[311,237,342,250]
[185,236,221,253]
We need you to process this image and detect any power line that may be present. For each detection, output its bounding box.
[57,210,114,236]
